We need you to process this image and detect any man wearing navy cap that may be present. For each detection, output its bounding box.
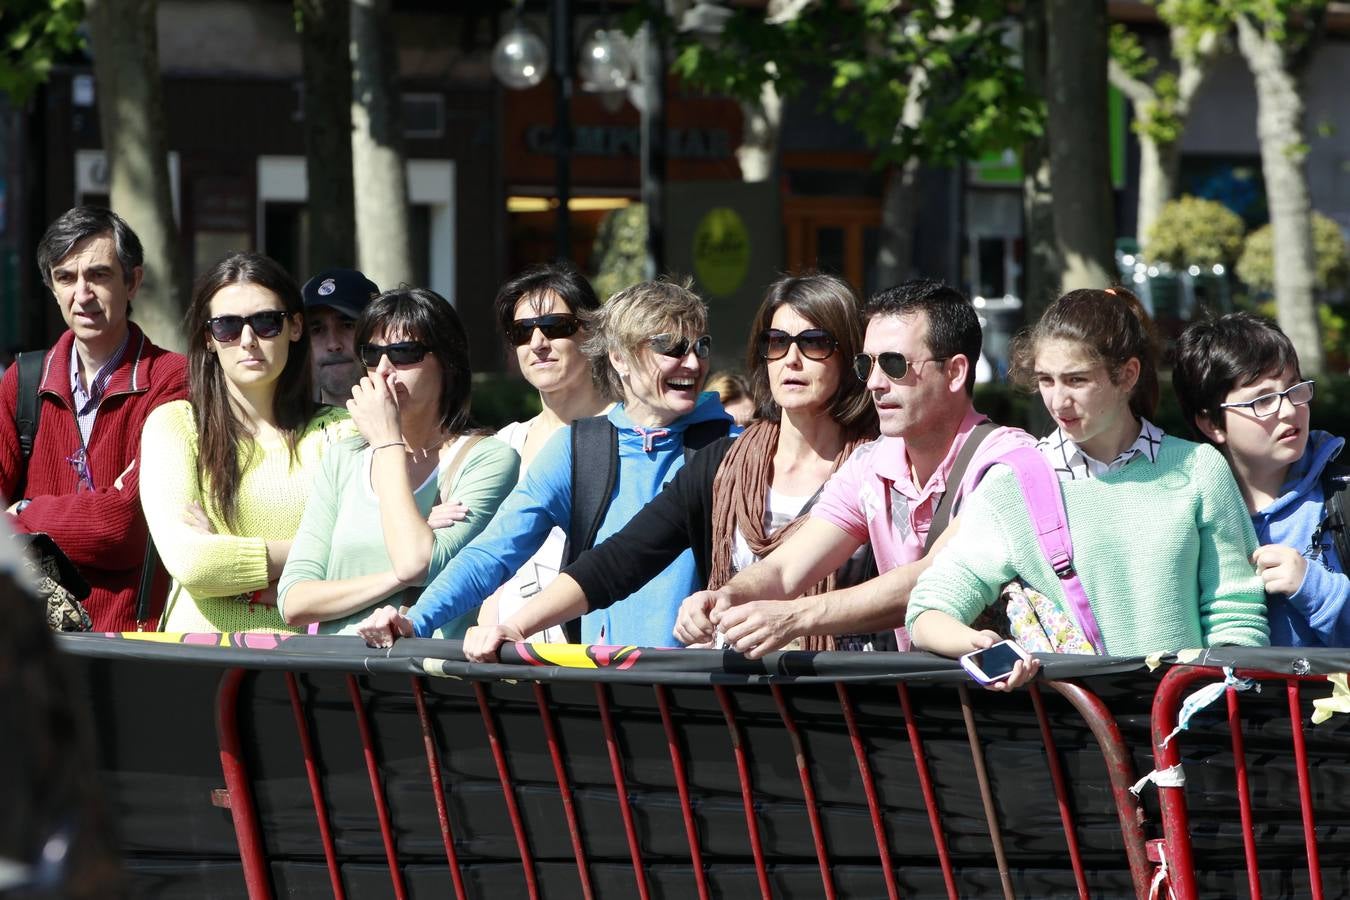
[302,268,379,405]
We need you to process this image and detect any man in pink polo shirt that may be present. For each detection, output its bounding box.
[673,279,1032,654]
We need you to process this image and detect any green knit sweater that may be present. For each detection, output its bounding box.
[906,436,1269,655]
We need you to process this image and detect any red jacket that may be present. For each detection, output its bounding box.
[1,324,188,630]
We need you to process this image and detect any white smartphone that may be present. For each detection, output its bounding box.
[959,640,1032,685]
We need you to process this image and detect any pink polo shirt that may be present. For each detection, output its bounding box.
[811,408,1034,647]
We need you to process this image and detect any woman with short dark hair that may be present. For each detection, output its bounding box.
[277,288,518,634]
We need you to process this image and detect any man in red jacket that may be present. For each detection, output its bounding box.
[0,207,188,631]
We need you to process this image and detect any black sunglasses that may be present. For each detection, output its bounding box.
[757,328,837,361]
[205,310,288,343]
[508,313,582,346]
[359,341,432,368]
[852,352,949,383]
[650,333,712,360]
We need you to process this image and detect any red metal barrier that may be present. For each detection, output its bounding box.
[1149,666,1335,900]
[213,666,1154,898]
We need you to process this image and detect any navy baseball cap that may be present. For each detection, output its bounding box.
[302,269,380,319]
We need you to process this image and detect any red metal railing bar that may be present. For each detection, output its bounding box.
[346,674,408,900]
[1287,680,1324,900]
[594,683,652,900]
[714,685,772,900]
[836,682,900,900]
[1045,680,1151,900]
[532,682,595,900]
[471,681,541,899]
[770,684,837,900]
[653,685,711,900]
[215,668,274,900]
[1226,686,1261,900]
[285,672,346,900]
[896,683,959,900]
[410,678,468,900]
[1028,682,1090,899]
[1151,666,1206,900]
[956,683,1014,900]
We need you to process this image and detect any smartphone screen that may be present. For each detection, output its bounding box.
[968,642,1022,680]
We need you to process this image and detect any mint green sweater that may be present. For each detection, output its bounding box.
[906,437,1269,655]
[276,434,519,634]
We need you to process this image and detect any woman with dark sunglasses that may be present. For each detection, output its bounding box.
[276,288,518,634]
[140,253,348,632]
[473,264,611,643]
[356,277,733,650]
[460,273,885,662]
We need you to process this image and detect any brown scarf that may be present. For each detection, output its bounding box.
[707,420,871,651]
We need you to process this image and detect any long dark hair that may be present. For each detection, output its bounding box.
[185,253,314,528]
[1010,286,1161,420]
[355,287,474,434]
[746,273,877,437]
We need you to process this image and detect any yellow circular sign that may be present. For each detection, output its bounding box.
[692,207,750,297]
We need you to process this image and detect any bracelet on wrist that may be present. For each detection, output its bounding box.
[372,440,407,453]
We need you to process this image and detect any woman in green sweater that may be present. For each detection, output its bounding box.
[277,288,518,634]
[907,287,1269,671]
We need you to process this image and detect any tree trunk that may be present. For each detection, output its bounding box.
[736,80,781,183]
[1045,0,1115,293]
[297,0,355,272]
[85,0,186,351]
[875,157,921,288]
[1021,0,1058,321]
[350,0,412,290]
[1135,136,1179,245]
[1234,14,1323,373]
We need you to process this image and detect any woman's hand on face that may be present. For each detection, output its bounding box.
[427,500,470,529]
[357,605,415,648]
[463,623,525,662]
[347,369,402,446]
[182,501,216,535]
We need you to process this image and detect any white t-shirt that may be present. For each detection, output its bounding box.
[490,417,569,643]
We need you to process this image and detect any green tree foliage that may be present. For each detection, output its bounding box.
[1238,211,1350,293]
[0,0,84,103]
[1144,195,1246,268]
[665,0,1041,167]
[591,204,648,302]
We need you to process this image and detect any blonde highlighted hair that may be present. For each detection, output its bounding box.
[582,277,709,401]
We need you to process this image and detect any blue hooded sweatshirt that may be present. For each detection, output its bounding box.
[1252,429,1350,647]
[408,392,733,647]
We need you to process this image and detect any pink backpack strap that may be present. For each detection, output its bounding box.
[972,447,1107,654]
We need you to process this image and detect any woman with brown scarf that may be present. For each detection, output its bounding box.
[463,273,880,660]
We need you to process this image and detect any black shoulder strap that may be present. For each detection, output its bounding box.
[15,350,45,461]
[562,416,619,643]
[1318,459,1350,569]
[682,417,733,461]
[924,420,998,553]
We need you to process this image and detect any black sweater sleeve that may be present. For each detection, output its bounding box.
[564,437,732,611]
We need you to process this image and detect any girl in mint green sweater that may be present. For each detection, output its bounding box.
[907,288,1268,665]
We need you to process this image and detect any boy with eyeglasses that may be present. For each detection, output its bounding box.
[1174,312,1349,647]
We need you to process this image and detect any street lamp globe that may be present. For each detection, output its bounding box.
[492,22,549,90]
[578,28,633,93]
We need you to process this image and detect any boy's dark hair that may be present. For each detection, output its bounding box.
[1172,312,1301,444]
[865,279,983,396]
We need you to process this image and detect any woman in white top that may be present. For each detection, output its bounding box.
[477,263,611,641]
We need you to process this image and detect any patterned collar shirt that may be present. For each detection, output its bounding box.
[1036,417,1165,482]
[69,330,131,448]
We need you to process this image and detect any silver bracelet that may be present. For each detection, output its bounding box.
[371,440,406,453]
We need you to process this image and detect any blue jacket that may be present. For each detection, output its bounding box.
[1253,429,1350,647]
[408,392,733,646]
